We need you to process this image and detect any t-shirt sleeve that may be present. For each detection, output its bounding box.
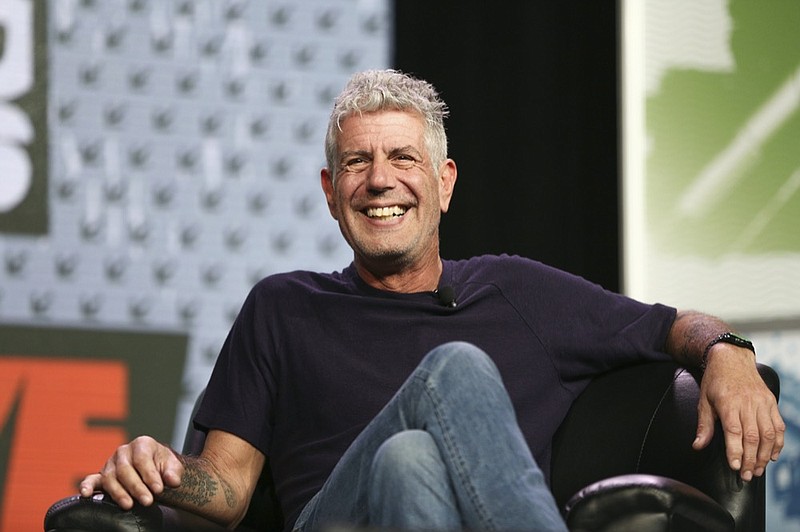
[502,256,677,379]
[193,280,277,456]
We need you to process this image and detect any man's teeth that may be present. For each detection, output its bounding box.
[366,206,407,218]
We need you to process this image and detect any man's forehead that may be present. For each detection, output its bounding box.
[338,110,426,149]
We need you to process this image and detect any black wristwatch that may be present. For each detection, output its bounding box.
[701,333,756,369]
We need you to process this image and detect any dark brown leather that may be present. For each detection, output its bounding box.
[551,362,779,532]
[565,474,735,531]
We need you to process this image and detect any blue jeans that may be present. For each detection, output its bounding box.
[292,342,567,531]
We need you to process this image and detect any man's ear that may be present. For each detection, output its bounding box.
[438,159,458,213]
[320,167,338,220]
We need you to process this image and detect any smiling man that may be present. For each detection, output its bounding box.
[81,70,784,531]
[321,107,456,292]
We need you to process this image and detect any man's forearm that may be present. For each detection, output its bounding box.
[664,310,732,368]
[666,310,783,481]
[159,454,241,527]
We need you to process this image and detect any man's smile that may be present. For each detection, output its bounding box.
[364,205,408,220]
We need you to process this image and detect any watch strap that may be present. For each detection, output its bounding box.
[701,332,756,369]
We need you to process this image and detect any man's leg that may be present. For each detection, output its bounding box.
[293,341,567,531]
[368,430,461,529]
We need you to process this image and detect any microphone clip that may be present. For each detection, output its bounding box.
[436,286,457,308]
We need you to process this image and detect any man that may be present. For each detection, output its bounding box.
[80,70,784,531]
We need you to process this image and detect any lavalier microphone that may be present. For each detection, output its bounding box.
[436,286,457,308]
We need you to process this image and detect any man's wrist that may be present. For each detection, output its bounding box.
[701,333,756,369]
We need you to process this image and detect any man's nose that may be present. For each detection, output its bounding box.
[365,158,396,192]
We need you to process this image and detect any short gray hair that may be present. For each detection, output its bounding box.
[324,69,449,179]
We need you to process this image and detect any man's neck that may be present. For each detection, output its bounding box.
[354,256,443,294]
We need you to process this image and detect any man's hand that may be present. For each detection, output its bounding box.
[79,430,264,527]
[79,435,184,509]
[693,344,785,481]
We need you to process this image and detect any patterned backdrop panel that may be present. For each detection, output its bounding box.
[0,2,390,529]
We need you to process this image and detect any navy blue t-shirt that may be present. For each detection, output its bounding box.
[194,255,676,527]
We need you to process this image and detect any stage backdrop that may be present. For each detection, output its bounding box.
[621,1,800,529]
[622,0,800,320]
[0,1,391,529]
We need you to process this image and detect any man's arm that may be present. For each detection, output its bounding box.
[664,310,785,481]
[79,430,264,529]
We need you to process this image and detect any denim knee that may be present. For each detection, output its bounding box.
[420,341,499,379]
[368,430,460,529]
[370,430,442,483]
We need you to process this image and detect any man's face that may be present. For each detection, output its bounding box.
[321,110,456,274]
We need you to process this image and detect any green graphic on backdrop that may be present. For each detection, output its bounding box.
[647,1,800,258]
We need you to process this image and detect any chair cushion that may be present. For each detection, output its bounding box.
[565,474,735,532]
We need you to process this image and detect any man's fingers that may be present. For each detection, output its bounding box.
[130,439,168,496]
[693,398,716,451]
[105,447,155,507]
[159,448,185,488]
[719,396,783,481]
[771,404,786,461]
[754,407,774,476]
[753,402,786,475]
[144,443,184,491]
[79,473,102,498]
[79,436,183,511]
[91,455,136,509]
[738,421,759,481]
[95,437,173,508]
[712,398,747,476]
[721,418,745,476]
[697,346,785,483]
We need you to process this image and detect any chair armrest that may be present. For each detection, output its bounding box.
[565,474,735,532]
[43,493,228,532]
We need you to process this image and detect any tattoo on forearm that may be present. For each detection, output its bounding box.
[161,456,237,510]
[221,476,236,509]
[162,464,217,507]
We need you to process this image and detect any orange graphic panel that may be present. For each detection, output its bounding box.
[0,358,128,532]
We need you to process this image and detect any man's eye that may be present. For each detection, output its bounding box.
[393,155,416,166]
[344,158,368,170]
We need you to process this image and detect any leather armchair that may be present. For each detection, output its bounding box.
[551,362,779,532]
[44,361,780,532]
